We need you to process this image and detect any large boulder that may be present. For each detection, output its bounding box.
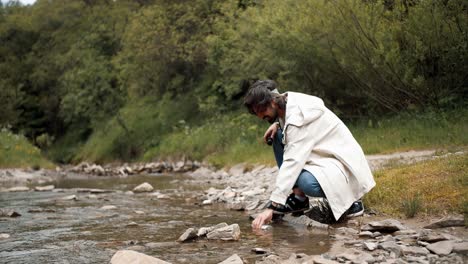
[110,250,171,264]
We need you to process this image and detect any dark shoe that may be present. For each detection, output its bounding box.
[267,194,310,217]
[346,200,364,217]
[286,193,310,216]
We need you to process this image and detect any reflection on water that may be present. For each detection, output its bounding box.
[0,174,331,263]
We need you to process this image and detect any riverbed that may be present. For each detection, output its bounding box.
[0,174,331,263]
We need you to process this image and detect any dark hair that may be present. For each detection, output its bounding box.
[243,80,278,115]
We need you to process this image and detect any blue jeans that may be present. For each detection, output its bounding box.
[273,128,326,198]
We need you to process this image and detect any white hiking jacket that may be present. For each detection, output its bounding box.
[269,92,376,220]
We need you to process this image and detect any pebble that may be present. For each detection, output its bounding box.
[100,205,117,210]
[0,234,10,239]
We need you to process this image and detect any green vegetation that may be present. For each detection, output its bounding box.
[0,129,54,169]
[364,153,467,217]
[0,0,466,165]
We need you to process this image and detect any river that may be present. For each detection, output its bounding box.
[0,174,331,263]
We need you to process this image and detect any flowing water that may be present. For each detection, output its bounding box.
[0,174,331,263]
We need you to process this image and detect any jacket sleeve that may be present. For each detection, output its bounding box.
[269,123,318,205]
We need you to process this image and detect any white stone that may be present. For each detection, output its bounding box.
[206,224,241,241]
[7,186,30,192]
[0,234,10,239]
[202,199,213,205]
[178,228,197,242]
[34,185,54,191]
[61,195,78,201]
[110,250,171,264]
[134,210,145,214]
[133,182,154,193]
[100,205,117,210]
[218,254,243,264]
[197,223,228,237]
[364,242,377,251]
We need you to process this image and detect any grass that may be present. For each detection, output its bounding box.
[0,129,54,169]
[351,109,468,154]
[364,153,467,218]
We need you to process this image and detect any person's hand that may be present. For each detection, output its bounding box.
[252,209,274,229]
[263,122,279,144]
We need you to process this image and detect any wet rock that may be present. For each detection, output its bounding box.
[145,242,178,249]
[100,205,117,210]
[133,182,154,193]
[134,210,145,215]
[261,225,272,230]
[228,203,245,211]
[28,208,55,213]
[0,209,21,217]
[197,223,228,237]
[0,233,10,239]
[110,250,171,264]
[76,188,112,194]
[424,215,465,229]
[34,185,54,191]
[361,219,407,232]
[426,240,454,255]
[282,215,329,229]
[61,195,78,201]
[252,248,269,254]
[218,254,244,264]
[206,224,241,241]
[202,199,213,205]
[7,186,30,192]
[452,242,468,255]
[125,191,134,195]
[245,199,260,211]
[336,227,359,235]
[178,228,197,242]
[126,222,138,227]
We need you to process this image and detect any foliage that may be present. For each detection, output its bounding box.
[0,0,466,164]
[0,127,54,169]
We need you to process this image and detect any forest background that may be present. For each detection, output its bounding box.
[0,0,467,168]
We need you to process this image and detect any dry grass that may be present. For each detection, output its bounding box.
[364,153,467,218]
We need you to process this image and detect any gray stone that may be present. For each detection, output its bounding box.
[133,182,154,193]
[7,186,29,192]
[418,229,450,242]
[426,240,454,255]
[452,242,468,255]
[206,224,240,241]
[218,254,243,264]
[394,230,417,236]
[401,246,430,256]
[110,250,171,264]
[404,256,428,264]
[34,185,54,191]
[197,223,228,237]
[362,219,407,232]
[379,241,402,257]
[424,215,465,229]
[178,228,197,242]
